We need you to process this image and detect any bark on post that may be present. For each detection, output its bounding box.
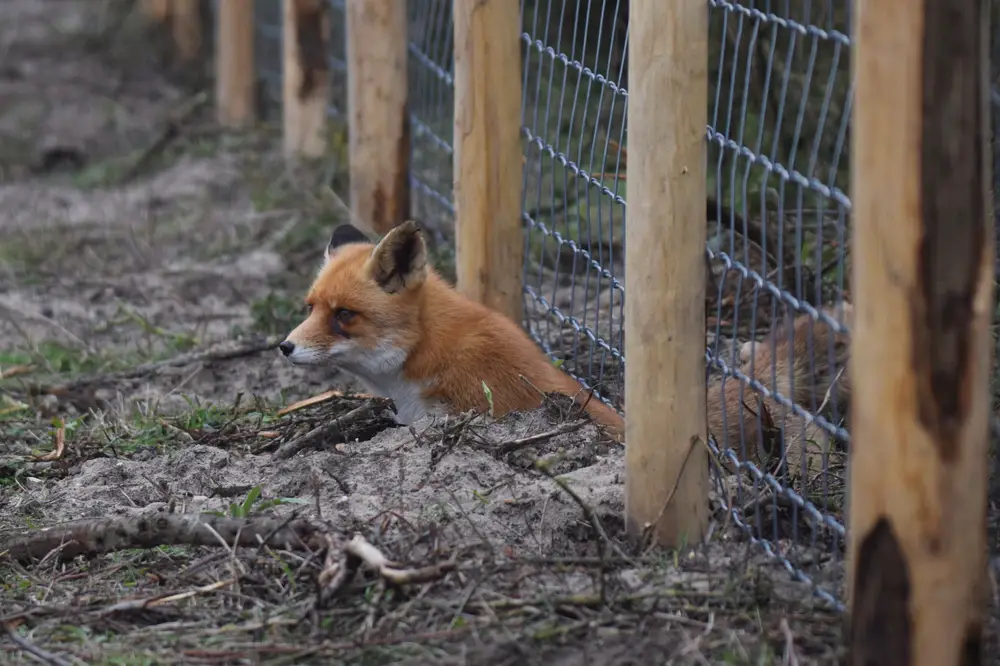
[283,0,331,159]
[623,0,710,549]
[847,0,993,663]
[346,0,410,235]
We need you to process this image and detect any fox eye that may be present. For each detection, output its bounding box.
[334,308,356,324]
[306,303,314,314]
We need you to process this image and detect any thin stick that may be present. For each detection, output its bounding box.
[271,399,391,461]
[3,622,76,666]
[533,457,632,563]
[497,420,589,454]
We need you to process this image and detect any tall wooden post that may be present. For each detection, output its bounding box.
[346,0,410,235]
[171,0,201,62]
[623,0,710,548]
[283,0,331,159]
[847,0,993,663]
[216,0,256,127]
[453,0,524,322]
[141,0,199,64]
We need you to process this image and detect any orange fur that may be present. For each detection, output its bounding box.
[713,302,853,474]
[281,221,625,441]
[282,221,852,458]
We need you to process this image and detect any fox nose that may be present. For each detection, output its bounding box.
[278,340,295,357]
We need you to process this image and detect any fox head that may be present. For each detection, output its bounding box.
[279,220,429,378]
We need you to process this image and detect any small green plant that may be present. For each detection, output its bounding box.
[208,485,309,519]
[481,381,495,418]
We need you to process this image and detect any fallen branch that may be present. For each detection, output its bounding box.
[271,399,393,461]
[0,513,328,565]
[31,335,283,394]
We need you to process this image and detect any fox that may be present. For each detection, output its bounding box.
[280,219,854,462]
[279,220,626,440]
[712,302,853,475]
[738,301,853,411]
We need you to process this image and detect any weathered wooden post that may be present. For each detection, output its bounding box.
[283,0,331,159]
[345,0,410,235]
[847,0,994,663]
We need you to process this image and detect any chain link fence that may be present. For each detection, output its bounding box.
[251,0,1000,612]
[702,0,853,611]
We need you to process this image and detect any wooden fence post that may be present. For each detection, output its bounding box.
[283,0,331,159]
[170,0,201,62]
[216,0,256,127]
[345,0,410,235]
[846,0,993,663]
[623,0,709,548]
[141,0,199,64]
[453,0,524,322]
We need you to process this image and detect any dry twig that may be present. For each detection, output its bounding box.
[3,622,76,666]
[641,435,706,552]
[780,618,801,666]
[277,389,376,416]
[0,364,32,380]
[96,578,236,615]
[271,399,392,461]
[497,420,588,454]
[346,534,456,585]
[34,421,66,462]
[532,458,632,562]
[318,534,455,607]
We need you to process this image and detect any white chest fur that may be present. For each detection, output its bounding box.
[329,339,439,425]
[359,374,435,425]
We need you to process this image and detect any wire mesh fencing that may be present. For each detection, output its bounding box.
[253,0,349,122]
[703,0,852,611]
[248,0,1000,613]
[519,0,627,415]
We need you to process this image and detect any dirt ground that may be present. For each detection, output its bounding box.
[0,2,994,665]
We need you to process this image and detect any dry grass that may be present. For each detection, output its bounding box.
[2,389,850,666]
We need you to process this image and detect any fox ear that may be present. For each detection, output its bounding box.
[367,220,428,294]
[325,224,371,261]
